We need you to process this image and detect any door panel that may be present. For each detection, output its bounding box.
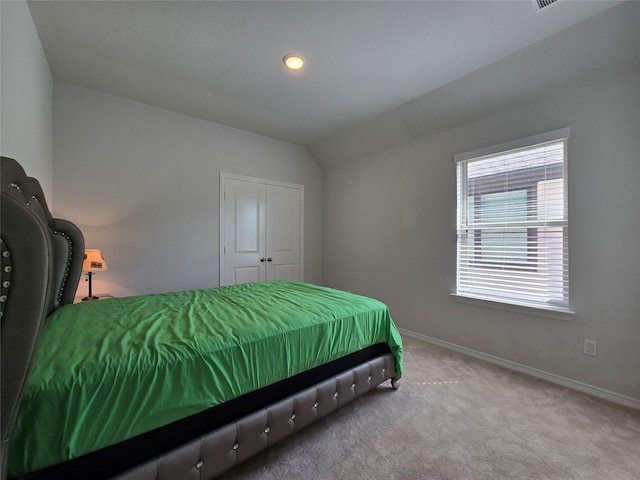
[270,263,297,281]
[234,190,262,253]
[234,266,262,285]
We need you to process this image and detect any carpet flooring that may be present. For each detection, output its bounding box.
[219,336,640,479]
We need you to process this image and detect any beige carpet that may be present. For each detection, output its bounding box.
[220,336,640,479]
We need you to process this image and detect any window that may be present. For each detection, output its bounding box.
[455,128,570,313]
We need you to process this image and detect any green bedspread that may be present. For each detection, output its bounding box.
[8,281,402,477]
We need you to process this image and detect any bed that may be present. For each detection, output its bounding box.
[0,156,402,480]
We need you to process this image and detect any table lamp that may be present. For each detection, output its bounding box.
[82,249,108,301]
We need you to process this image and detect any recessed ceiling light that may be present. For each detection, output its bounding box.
[283,53,304,71]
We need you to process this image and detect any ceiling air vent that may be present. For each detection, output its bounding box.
[535,0,559,9]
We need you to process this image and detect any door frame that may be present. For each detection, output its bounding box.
[219,172,304,286]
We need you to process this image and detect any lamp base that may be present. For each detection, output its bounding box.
[83,271,98,301]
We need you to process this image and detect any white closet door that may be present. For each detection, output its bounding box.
[222,178,266,286]
[266,185,301,281]
[220,174,303,286]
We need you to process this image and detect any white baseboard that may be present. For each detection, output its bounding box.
[398,328,640,411]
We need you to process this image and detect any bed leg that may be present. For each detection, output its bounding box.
[391,375,401,390]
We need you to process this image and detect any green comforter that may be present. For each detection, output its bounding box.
[8,281,402,477]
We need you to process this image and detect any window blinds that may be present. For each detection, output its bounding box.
[456,133,569,310]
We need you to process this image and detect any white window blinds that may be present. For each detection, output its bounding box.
[455,129,569,310]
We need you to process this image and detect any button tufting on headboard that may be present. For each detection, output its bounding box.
[0,238,11,320]
[52,230,74,305]
[1,156,86,476]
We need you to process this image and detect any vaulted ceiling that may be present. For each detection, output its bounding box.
[28,1,633,167]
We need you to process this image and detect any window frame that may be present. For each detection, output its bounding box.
[453,128,574,320]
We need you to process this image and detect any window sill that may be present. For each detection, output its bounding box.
[451,293,575,321]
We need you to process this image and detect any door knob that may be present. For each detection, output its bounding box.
[267,257,273,262]
[260,258,266,262]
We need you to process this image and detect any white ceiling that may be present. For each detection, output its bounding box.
[28,0,623,148]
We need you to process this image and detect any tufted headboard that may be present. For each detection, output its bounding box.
[0,156,85,478]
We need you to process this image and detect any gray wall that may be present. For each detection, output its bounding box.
[0,0,53,199]
[322,67,640,401]
[53,82,322,297]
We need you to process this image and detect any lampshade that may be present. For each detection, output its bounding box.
[82,249,108,273]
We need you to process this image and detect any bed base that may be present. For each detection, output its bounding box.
[112,353,398,480]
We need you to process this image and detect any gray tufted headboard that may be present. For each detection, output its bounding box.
[0,156,85,479]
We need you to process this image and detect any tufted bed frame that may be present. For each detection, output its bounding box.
[0,156,400,480]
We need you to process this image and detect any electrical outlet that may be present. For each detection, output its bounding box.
[584,339,597,357]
